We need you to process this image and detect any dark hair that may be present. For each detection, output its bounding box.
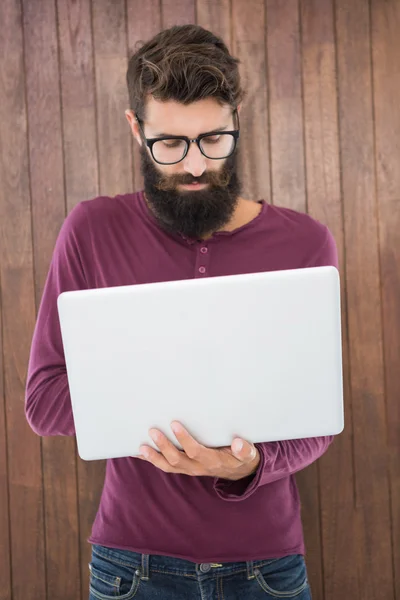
[126,24,244,119]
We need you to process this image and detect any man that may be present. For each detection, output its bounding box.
[25,24,338,599]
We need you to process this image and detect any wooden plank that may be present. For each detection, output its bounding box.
[127,0,162,191]
[264,3,319,592]
[335,0,394,598]
[265,4,321,591]
[0,1,47,599]
[57,1,104,598]
[196,0,231,49]
[371,0,400,595]
[300,1,358,598]
[265,0,305,210]
[371,0,400,202]
[92,0,133,196]
[295,470,323,600]
[87,0,134,590]
[0,272,11,600]
[231,0,271,202]
[161,0,196,28]
[196,0,232,206]
[22,1,81,599]
[378,203,400,599]
[265,0,318,593]
[57,0,99,206]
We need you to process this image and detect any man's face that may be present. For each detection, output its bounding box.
[127,97,241,239]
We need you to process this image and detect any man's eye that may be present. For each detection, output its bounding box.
[203,135,221,144]
[162,139,185,148]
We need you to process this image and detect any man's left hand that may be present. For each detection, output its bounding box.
[135,421,260,481]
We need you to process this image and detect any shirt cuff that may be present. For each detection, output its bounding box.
[213,443,266,501]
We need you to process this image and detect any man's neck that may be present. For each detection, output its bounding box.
[202,196,262,239]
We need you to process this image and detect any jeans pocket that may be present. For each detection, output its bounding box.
[89,564,121,598]
[254,554,309,598]
[89,549,141,600]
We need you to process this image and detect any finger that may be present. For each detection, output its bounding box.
[231,438,258,463]
[170,421,208,462]
[149,428,191,469]
[139,443,182,473]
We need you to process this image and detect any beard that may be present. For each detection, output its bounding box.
[140,147,242,240]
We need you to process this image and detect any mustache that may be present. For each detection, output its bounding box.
[155,169,231,192]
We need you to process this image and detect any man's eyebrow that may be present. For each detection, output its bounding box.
[150,124,231,137]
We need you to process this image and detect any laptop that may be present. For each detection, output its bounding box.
[57,266,344,461]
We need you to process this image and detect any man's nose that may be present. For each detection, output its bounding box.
[183,142,206,178]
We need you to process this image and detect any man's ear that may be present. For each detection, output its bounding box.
[125,109,142,146]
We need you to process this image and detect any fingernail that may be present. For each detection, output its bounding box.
[171,422,182,434]
[149,429,160,442]
[140,447,150,458]
[234,439,243,452]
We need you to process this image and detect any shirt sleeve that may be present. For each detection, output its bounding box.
[214,225,340,501]
[25,202,92,436]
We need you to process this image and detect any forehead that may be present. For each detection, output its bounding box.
[144,96,233,136]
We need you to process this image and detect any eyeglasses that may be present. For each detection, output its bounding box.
[136,109,240,165]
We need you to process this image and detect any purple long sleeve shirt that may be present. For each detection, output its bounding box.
[25,191,338,563]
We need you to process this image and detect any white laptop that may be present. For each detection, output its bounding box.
[57,266,344,461]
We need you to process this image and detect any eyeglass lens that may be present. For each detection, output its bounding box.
[152,133,236,164]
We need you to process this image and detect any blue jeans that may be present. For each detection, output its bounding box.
[89,544,312,599]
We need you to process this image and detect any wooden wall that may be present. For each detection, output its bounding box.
[0,1,399,599]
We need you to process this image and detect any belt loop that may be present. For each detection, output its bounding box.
[246,560,255,580]
[141,554,150,580]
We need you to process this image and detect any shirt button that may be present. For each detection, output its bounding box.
[200,563,211,573]
[200,246,208,254]
[199,266,206,274]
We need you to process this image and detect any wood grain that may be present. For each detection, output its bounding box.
[197,0,231,49]
[371,0,400,596]
[0,3,399,598]
[22,1,82,599]
[371,0,400,203]
[266,0,317,596]
[335,0,394,598]
[300,1,358,597]
[231,0,271,202]
[266,0,305,210]
[0,0,47,598]
[57,1,105,598]
[377,201,400,600]
[161,0,196,28]
[0,272,11,600]
[92,0,133,196]
[57,0,100,206]
[127,0,162,192]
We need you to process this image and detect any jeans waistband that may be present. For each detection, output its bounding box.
[92,544,279,580]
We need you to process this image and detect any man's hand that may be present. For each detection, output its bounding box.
[135,421,260,481]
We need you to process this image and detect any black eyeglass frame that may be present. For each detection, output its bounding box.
[135,109,240,165]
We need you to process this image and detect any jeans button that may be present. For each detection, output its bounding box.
[200,563,211,573]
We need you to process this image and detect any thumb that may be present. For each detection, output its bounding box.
[231,438,257,462]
